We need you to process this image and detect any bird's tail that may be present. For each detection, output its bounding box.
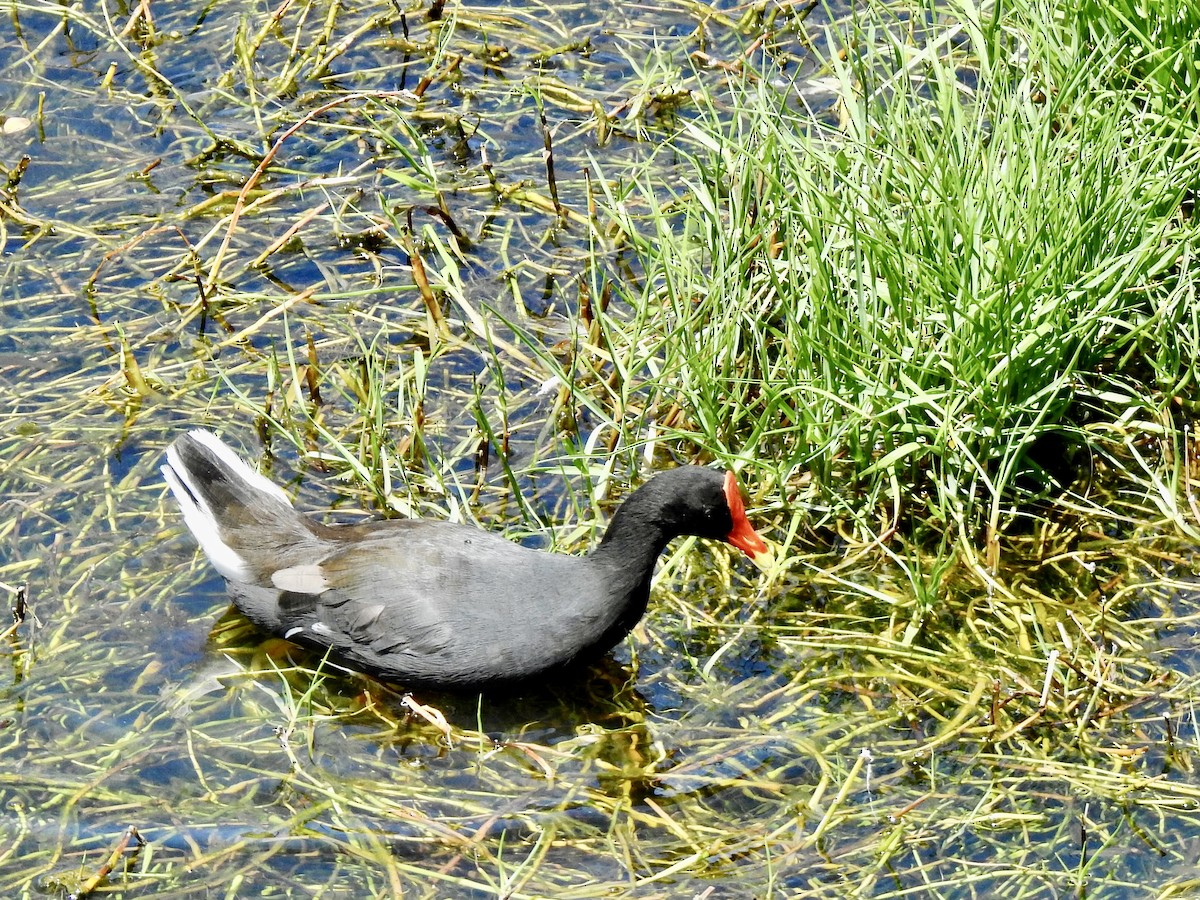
[162,430,319,583]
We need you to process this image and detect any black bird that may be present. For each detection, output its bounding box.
[163,430,769,689]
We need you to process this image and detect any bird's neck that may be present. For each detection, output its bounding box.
[585,488,676,635]
[592,482,676,562]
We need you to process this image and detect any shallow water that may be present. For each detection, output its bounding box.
[0,1,839,894]
[4,1,1200,898]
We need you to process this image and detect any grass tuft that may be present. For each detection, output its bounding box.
[592,0,1200,582]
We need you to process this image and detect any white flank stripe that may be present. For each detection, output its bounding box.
[272,564,330,594]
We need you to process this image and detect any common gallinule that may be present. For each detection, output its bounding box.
[163,430,769,688]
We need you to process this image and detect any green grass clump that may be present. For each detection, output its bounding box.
[1078,0,1200,113]
[588,0,1200,581]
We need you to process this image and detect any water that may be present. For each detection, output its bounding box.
[3,1,1200,897]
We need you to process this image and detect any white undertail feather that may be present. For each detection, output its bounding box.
[188,429,292,505]
[162,459,251,582]
[162,429,294,583]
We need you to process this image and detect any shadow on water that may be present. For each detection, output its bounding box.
[203,603,654,740]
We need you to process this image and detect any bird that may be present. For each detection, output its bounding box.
[162,429,770,689]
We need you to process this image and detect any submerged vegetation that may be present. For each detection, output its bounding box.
[1,0,1199,897]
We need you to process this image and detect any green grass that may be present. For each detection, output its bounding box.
[582,0,1200,588]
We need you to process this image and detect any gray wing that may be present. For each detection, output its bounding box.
[245,520,613,684]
